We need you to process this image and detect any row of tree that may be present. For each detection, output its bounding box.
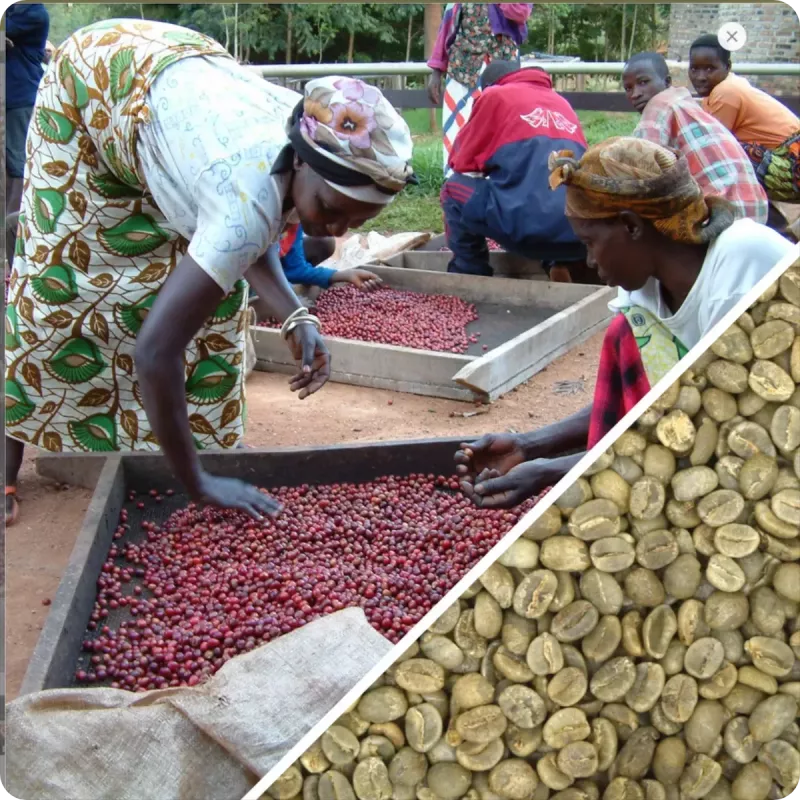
[47,3,670,66]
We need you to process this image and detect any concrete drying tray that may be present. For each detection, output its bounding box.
[381,241,548,281]
[253,265,614,402]
[25,438,471,695]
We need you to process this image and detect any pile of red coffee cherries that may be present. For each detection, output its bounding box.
[76,475,547,691]
[260,285,481,353]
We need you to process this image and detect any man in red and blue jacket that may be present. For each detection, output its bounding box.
[441,61,589,279]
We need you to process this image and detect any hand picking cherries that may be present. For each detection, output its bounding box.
[76,474,547,692]
[260,284,481,353]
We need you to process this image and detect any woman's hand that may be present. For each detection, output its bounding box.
[333,268,383,292]
[428,69,443,105]
[461,460,554,509]
[195,472,282,520]
[454,433,526,480]
[287,323,331,398]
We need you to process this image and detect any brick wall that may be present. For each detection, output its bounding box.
[668,2,799,95]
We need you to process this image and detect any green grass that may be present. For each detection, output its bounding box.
[402,108,637,146]
[359,108,638,235]
[578,111,638,145]
[410,135,444,195]
[403,108,444,135]
[357,130,445,234]
[359,193,445,235]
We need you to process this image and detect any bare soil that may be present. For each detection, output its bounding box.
[5,330,602,700]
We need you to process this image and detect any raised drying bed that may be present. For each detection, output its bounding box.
[253,265,614,401]
[25,438,470,695]
[381,239,548,281]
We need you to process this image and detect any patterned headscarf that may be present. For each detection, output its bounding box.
[548,137,733,244]
[288,77,417,206]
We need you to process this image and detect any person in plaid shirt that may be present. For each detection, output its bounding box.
[622,52,768,225]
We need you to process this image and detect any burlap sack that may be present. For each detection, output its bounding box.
[6,608,392,800]
[320,231,431,271]
[773,201,800,241]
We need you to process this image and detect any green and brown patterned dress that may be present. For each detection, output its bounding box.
[5,20,250,454]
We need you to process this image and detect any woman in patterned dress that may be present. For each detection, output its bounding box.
[5,19,416,525]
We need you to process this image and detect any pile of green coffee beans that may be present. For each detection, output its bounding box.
[266,266,800,800]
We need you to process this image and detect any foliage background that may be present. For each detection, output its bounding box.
[47,3,670,65]
[45,3,645,232]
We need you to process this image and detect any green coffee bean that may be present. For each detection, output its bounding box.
[488,759,538,800]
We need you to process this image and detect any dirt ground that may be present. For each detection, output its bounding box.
[5,330,603,701]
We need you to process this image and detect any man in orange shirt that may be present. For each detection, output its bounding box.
[689,33,800,204]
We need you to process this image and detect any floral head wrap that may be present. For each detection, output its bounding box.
[548,137,733,244]
[288,77,417,206]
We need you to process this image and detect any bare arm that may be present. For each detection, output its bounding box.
[466,451,586,509]
[247,243,306,322]
[135,254,225,497]
[457,407,591,508]
[247,244,332,399]
[135,255,281,518]
[518,404,592,460]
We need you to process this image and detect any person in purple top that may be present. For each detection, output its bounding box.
[426,4,532,175]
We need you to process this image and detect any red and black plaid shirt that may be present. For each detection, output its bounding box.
[588,314,651,449]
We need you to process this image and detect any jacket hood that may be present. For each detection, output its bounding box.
[494,68,553,91]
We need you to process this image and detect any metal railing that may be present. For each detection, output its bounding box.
[249,60,800,79]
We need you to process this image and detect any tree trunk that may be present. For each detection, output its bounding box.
[628,3,638,59]
[234,3,239,61]
[347,31,355,63]
[221,3,230,51]
[424,5,442,56]
[285,8,293,64]
[403,14,414,89]
[424,4,442,132]
[548,6,556,53]
[317,7,324,64]
[620,4,626,61]
[652,4,659,50]
[139,4,145,19]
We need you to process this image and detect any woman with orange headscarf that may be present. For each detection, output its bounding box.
[454,137,794,509]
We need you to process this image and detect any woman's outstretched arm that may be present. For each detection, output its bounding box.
[135,254,280,518]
